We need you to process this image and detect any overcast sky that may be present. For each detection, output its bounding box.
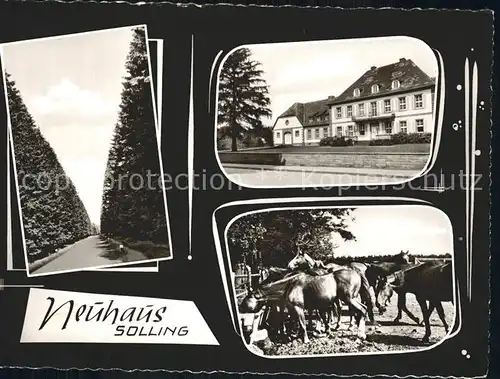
[242,36,438,126]
[2,26,142,225]
[332,205,452,257]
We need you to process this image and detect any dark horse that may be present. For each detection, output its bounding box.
[364,251,423,325]
[240,269,368,343]
[376,260,454,343]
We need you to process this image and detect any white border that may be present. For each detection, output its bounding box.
[188,34,195,258]
[212,198,459,360]
[1,26,173,277]
[212,36,444,189]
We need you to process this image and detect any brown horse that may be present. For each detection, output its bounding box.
[376,260,454,343]
[287,251,377,326]
[240,269,367,343]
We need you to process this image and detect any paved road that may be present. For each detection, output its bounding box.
[225,167,414,187]
[32,235,126,274]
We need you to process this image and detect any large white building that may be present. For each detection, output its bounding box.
[273,57,436,145]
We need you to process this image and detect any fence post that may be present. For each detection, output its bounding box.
[246,265,252,291]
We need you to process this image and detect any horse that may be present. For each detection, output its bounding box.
[375,260,454,343]
[287,251,377,327]
[240,269,367,343]
[282,270,367,343]
[365,252,425,325]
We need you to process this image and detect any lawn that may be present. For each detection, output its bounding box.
[249,144,431,154]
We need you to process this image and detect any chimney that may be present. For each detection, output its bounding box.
[328,95,336,101]
[399,58,406,62]
[371,66,377,70]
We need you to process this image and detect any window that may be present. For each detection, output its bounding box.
[384,121,392,134]
[431,92,435,113]
[370,101,377,116]
[276,132,281,139]
[358,103,365,116]
[416,119,424,133]
[347,125,354,137]
[285,120,290,126]
[398,96,407,111]
[323,127,329,137]
[316,117,321,122]
[336,107,342,119]
[309,118,314,124]
[307,129,312,139]
[414,94,423,109]
[295,130,300,137]
[347,105,353,117]
[399,120,407,133]
[371,84,379,94]
[353,88,360,97]
[392,80,400,89]
[336,126,343,136]
[315,128,320,138]
[384,99,391,113]
[359,125,366,136]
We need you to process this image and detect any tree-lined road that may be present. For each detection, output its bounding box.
[32,236,123,274]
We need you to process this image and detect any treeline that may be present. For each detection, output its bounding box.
[100,27,170,259]
[228,209,356,271]
[6,74,92,263]
[332,253,452,265]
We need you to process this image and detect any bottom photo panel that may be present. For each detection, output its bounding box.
[216,201,456,358]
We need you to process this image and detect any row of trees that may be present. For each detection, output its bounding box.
[6,74,93,263]
[227,209,356,271]
[333,253,452,265]
[100,27,169,255]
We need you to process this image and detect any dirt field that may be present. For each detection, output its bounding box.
[256,293,455,356]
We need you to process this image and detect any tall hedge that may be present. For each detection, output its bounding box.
[6,73,92,263]
[100,27,169,250]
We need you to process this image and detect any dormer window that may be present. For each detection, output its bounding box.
[353,88,360,97]
[392,80,400,89]
[371,84,379,94]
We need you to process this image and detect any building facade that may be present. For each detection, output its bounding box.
[272,98,333,146]
[272,58,436,145]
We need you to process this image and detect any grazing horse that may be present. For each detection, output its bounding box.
[376,261,454,343]
[287,251,377,326]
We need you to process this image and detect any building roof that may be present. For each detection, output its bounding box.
[275,96,335,128]
[328,58,435,106]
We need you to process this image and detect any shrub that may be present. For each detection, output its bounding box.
[369,139,394,146]
[319,136,354,146]
[391,132,432,144]
[369,132,432,146]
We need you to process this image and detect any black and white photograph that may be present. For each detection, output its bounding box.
[226,205,455,357]
[2,25,172,277]
[216,36,438,188]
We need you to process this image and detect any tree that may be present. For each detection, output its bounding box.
[227,209,356,271]
[100,27,169,255]
[6,73,92,263]
[218,48,272,151]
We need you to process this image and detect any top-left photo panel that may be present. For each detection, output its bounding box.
[2,25,173,277]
